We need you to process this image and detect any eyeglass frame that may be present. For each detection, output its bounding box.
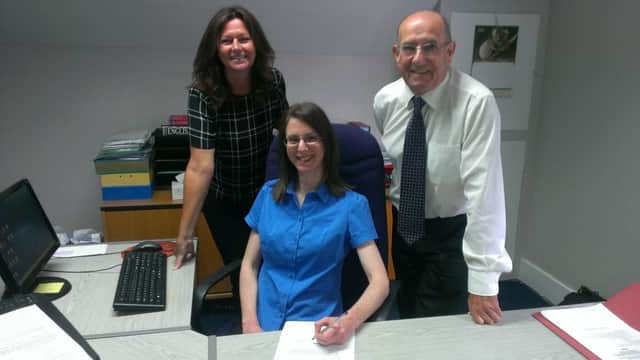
[398,40,451,57]
[283,134,323,147]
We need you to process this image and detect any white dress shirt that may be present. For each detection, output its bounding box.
[373,69,512,296]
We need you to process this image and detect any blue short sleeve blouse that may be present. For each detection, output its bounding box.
[245,179,378,331]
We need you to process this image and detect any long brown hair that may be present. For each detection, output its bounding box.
[272,102,348,202]
[191,6,275,108]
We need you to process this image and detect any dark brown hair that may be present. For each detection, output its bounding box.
[272,102,348,202]
[191,6,275,108]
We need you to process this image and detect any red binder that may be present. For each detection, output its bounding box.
[533,282,640,359]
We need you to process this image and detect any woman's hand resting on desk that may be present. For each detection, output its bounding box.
[242,319,264,333]
[173,238,195,270]
[313,313,357,346]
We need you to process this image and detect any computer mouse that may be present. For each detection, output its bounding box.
[133,240,163,252]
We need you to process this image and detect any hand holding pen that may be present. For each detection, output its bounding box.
[313,311,354,346]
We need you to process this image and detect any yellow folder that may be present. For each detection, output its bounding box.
[100,172,152,187]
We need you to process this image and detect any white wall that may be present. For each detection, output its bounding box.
[440,0,551,277]
[517,0,640,301]
[0,46,192,231]
[0,0,434,232]
[4,0,635,306]
[1,1,555,292]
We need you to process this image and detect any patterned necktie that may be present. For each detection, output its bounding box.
[398,96,426,245]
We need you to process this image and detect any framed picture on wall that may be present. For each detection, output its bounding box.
[473,25,519,63]
[451,13,539,131]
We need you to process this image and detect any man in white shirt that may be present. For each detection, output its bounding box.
[373,10,512,325]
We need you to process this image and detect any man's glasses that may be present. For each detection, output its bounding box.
[284,135,322,147]
[399,41,450,57]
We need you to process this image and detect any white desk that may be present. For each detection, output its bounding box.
[43,241,196,339]
[90,306,584,359]
[89,330,208,360]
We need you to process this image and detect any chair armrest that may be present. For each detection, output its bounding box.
[370,279,401,322]
[192,259,241,333]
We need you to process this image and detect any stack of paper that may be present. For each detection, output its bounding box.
[0,305,93,359]
[94,129,155,200]
[100,129,153,150]
[273,321,355,360]
[534,283,640,359]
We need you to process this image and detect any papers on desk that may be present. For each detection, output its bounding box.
[273,321,355,360]
[534,282,640,360]
[541,304,640,359]
[53,244,108,258]
[0,305,92,360]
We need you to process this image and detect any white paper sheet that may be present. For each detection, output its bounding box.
[541,303,640,359]
[273,321,355,360]
[0,304,91,360]
[52,244,107,257]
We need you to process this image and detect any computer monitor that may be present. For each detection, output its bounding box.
[0,179,69,300]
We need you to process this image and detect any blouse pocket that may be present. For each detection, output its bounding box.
[428,143,461,185]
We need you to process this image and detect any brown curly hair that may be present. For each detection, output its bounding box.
[191,6,275,108]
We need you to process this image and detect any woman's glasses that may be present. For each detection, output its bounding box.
[284,135,322,147]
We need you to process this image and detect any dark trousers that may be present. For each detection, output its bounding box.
[392,207,468,318]
[201,193,253,298]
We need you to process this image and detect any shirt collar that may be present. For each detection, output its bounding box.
[285,181,331,203]
[401,70,451,111]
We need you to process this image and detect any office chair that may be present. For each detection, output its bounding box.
[192,123,398,334]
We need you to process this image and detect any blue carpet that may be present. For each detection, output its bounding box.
[498,278,552,311]
[197,278,551,336]
[198,297,242,336]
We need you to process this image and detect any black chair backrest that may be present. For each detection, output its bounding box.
[265,123,388,310]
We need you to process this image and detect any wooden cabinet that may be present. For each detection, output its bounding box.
[100,189,231,296]
[386,195,396,280]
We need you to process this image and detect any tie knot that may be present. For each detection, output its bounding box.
[412,96,425,112]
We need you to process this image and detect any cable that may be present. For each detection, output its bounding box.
[43,263,122,273]
[52,250,124,258]
[46,243,174,273]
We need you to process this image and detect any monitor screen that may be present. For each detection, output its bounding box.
[0,179,60,294]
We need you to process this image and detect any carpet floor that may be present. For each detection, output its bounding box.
[197,278,552,336]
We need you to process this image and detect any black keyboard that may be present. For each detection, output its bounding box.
[113,250,167,312]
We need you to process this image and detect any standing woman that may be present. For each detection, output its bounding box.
[174,5,289,296]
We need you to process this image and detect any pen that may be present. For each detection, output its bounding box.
[312,311,348,341]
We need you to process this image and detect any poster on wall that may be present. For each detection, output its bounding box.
[473,26,519,63]
[451,13,539,130]
[472,25,519,97]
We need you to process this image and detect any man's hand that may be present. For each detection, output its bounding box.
[468,294,502,325]
[173,238,195,270]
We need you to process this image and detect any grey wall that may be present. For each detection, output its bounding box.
[517,0,640,300]
[15,0,639,303]
[0,0,435,233]
[0,0,548,240]
[0,46,191,230]
[440,0,551,280]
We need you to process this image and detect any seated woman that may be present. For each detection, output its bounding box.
[239,102,389,345]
